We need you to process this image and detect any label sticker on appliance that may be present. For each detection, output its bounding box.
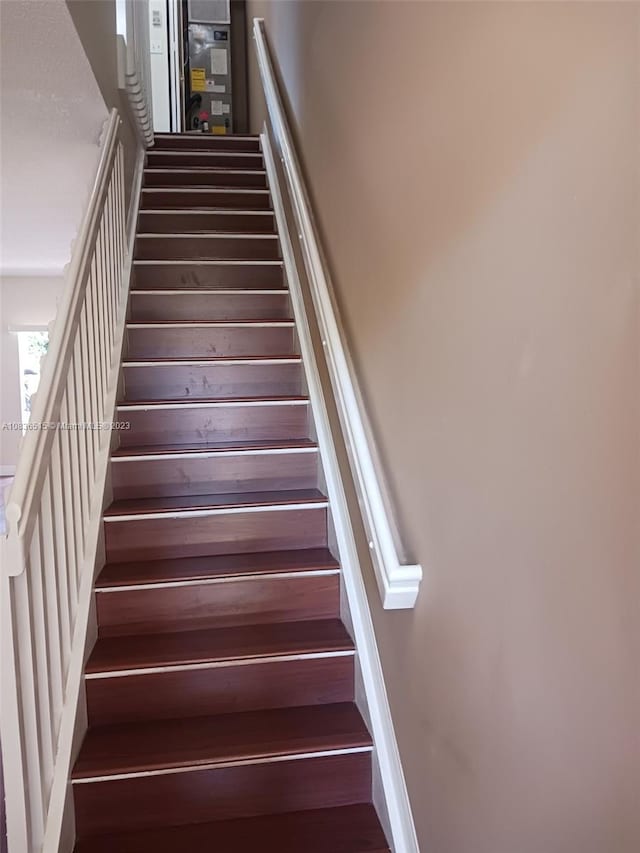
[210,48,228,76]
[211,100,224,116]
[190,68,206,92]
[205,81,226,93]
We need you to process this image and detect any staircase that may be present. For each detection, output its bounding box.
[71,133,390,852]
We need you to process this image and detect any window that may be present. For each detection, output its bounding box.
[16,330,49,427]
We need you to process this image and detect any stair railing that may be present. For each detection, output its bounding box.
[252,18,422,610]
[0,109,134,853]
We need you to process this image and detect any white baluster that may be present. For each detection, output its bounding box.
[39,474,64,736]
[114,148,126,319]
[113,165,122,330]
[90,243,106,422]
[80,295,98,478]
[13,570,46,846]
[27,527,55,791]
[99,217,111,406]
[58,395,80,608]
[70,340,90,527]
[102,187,113,367]
[49,428,72,669]
[106,189,117,386]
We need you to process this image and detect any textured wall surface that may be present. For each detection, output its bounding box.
[0,0,108,273]
[247,3,640,851]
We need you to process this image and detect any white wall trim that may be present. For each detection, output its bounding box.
[167,0,183,132]
[261,127,419,853]
[0,466,16,477]
[252,18,422,610]
[0,267,66,278]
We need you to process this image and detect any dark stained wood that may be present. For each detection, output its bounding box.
[121,360,302,401]
[129,290,291,321]
[127,317,291,325]
[125,324,295,358]
[104,505,327,564]
[73,703,371,779]
[136,209,276,234]
[146,151,264,170]
[134,234,281,261]
[96,571,338,636]
[96,547,339,589]
[87,618,352,672]
[73,751,372,838]
[70,133,388,853]
[86,655,354,725]
[105,488,325,517]
[112,437,316,457]
[74,804,390,853]
[144,168,267,189]
[152,134,261,152]
[132,260,283,289]
[110,446,317,500]
[116,399,310,447]
[140,188,271,209]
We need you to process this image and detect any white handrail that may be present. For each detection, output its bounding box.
[0,108,131,852]
[252,19,422,609]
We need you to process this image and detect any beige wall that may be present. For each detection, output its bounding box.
[246,2,640,851]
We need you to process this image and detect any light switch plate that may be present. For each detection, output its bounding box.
[150,39,163,54]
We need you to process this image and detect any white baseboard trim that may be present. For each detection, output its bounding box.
[261,127,419,853]
[252,18,422,610]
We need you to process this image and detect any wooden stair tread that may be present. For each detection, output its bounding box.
[72,703,371,778]
[72,135,383,847]
[112,437,317,457]
[137,227,276,234]
[154,133,260,139]
[96,547,340,588]
[136,228,279,236]
[87,618,353,673]
[138,207,274,213]
[144,183,267,189]
[138,207,273,213]
[144,166,266,172]
[104,488,326,517]
[74,804,390,853]
[118,394,308,406]
[122,353,297,363]
[154,133,260,136]
[127,318,288,324]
